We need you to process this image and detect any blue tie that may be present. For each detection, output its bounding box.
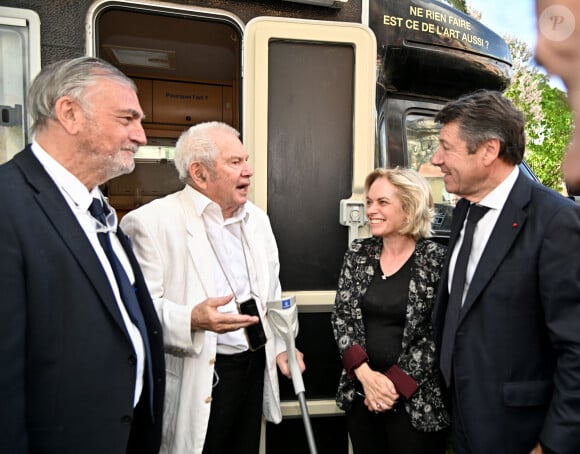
[89,198,154,412]
[440,204,489,386]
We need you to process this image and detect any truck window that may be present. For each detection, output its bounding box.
[0,6,40,164]
[405,113,455,237]
[134,144,176,160]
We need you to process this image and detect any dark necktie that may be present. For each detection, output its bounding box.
[440,204,489,386]
[89,198,154,411]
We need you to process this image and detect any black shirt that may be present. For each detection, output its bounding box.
[362,255,412,372]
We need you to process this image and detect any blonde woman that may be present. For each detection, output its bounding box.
[331,168,449,454]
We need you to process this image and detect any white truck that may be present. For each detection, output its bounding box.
[0,1,535,451]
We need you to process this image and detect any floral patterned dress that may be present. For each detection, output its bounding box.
[331,237,450,432]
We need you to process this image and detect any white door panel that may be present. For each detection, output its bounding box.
[243,17,376,309]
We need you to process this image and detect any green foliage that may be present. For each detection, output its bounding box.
[503,37,572,190]
[525,82,573,189]
[439,0,468,14]
[449,0,468,13]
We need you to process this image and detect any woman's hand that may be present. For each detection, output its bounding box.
[354,362,399,412]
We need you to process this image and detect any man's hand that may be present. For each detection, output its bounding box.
[564,149,580,196]
[190,295,258,333]
[531,442,557,454]
[276,350,306,379]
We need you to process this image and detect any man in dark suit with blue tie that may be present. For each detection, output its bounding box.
[431,90,580,454]
[0,56,165,454]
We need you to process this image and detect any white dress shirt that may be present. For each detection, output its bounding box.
[449,166,520,305]
[31,142,145,406]
[190,188,264,354]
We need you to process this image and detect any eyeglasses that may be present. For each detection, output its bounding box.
[74,205,118,234]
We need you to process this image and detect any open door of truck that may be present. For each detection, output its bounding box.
[243,17,376,452]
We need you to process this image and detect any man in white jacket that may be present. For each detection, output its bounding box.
[120,121,304,454]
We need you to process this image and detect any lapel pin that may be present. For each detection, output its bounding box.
[512,222,519,228]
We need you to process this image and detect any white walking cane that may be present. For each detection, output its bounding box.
[267,295,318,454]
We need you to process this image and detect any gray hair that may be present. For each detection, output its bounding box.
[28,56,136,134]
[434,90,525,165]
[365,167,435,240]
[174,121,240,183]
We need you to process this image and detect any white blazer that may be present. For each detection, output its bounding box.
[120,185,283,454]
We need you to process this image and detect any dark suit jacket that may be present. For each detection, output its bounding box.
[0,146,165,454]
[433,172,580,454]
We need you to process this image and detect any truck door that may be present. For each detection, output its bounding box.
[243,17,376,453]
[0,6,40,164]
[89,2,245,217]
